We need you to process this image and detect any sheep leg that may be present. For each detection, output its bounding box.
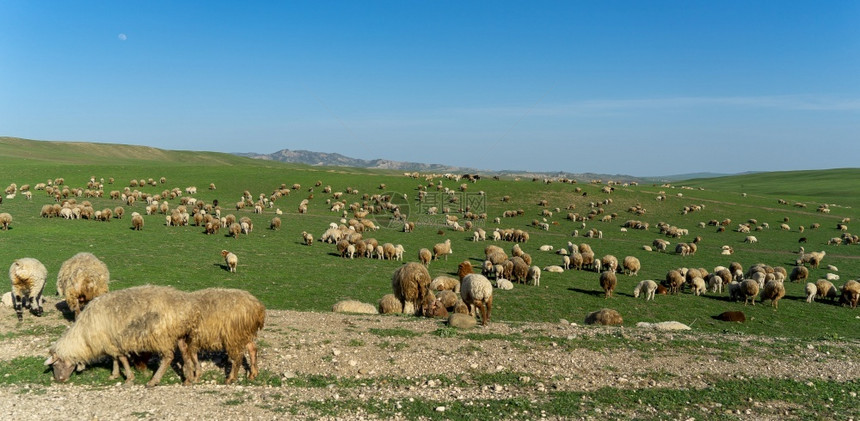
[108,358,121,380]
[12,294,23,321]
[118,355,135,385]
[146,350,173,387]
[246,341,259,380]
[176,338,195,385]
[225,351,241,385]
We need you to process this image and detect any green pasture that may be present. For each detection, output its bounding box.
[0,137,858,340]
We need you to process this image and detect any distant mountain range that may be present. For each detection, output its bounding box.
[234,148,672,182]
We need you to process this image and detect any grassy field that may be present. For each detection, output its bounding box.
[0,136,858,341]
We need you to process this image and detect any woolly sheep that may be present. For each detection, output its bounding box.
[633,280,658,301]
[56,252,110,318]
[584,308,622,326]
[527,265,541,286]
[744,235,758,244]
[622,256,640,276]
[690,277,707,296]
[430,276,461,293]
[789,266,809,283]
[665,270,684,294]
[391,263,432,316]
[760,280,785,309]
[740,279,760,305]
[460,274,493,325]
[0,212,12,230]
[825,273,840,282]
[458,261,474,280]
[805,283,818,303]
[601,255,619,273]
[706,273,723,294]
[543,265,564,273]
[332,300,378,314]
[185,288,265,384]
[433,239,452,260]
[840,280,860,308]
[815,279,839,301]
[495,278,514,290]
[45,285,200,387]
[8,258,48,321]
[538,245,554,252]
[418,248,432,266]
[599,271,617,299]
[221,250,238,272]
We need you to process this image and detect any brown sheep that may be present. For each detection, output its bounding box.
[599,271,617,298]
[391,263,432,316]
[760,280,786,309]
[741,279,760,305]
[418,248,432,266]
[584,308,622,325]
[185,288,265,385]
[56,252,110,318]
[457,261,473,280]
[665,270,685,294]
[840,280,860,308]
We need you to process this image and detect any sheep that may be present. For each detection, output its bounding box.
[601,255,619,273]
[744,235,758,244]
[0,212,12,230]
[45,285,200,387]
[706,273,723,294]
[538,245,554,252]
[436,290,459,310]
[460,274,493,326]
[599,271,617,298]
[622,256,641,276]
[8,258,48,321]
[527,266,541,286]
[391,262,432,315]
[433,239,452,260]
[804,283,818,303]
[815,279,839,301]
[584,308,622,326]
[740,279,760,305]
[331,300,378,314]
[665,270,685,294]
[430,276,461,293]
[221,250,238,273]
[418,248,432,266]
[270,217,282,230]
[509,256,529,283]
[712,311,746,322]
[378,294,414,315]
[690,277,707,296]
[840,280,860,308]
[544,265,564,273]
[826,264,839,272]
[797,250,826,268]
[633,280,658,301]
[496,278,514,290]
[826,273,840,282]
[789,266,809,283]
[56,252,110,318]
[760,280,786,308]
[185,288,265,384]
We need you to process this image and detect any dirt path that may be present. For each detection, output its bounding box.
[0,299,857,420]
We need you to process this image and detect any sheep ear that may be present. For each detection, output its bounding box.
[44,355,56,366]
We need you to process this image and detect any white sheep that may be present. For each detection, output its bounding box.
[461,274,493,325]
[744,235,758,244]
[527,266,541,286]
[221,250,238,272]
[805,283,817,303]
[690,277,707,296]
[632,280,658,301]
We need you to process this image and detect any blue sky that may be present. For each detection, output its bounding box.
[1,1,858,176]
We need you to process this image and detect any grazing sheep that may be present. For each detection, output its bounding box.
[712,311,746,322]
[0,212,12,230]
[584,308,622,326]
[8,258,48,321]
[433,239,453,260]
[460,274,493,325]
[221,250,238,273]
[789,266,809,283]
[760,280,786,308]
[740,279,760,305]
[665,270,685,294]
[418,248,432,266]
[622,256,640,276]
[391,263,432,315]
[430,276,461,293]
[805,283,818,303]
[690,277,707,296]
[56,252,110,318]
[633,280,658,301]
[744,235,758,244]
[599,271,617,298]
[706,273,723,294]
[131,213,145,230]
[186,288,265,384]
[601,255,619,273]
[45,285,200,387]
[270,217,281,230]
[331,300,378,314]
[840,280,860,308]
[527,265,541,286]
[815,279,839,301]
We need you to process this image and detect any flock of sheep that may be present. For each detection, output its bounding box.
[2,171,859,387]
[8,252,264,387]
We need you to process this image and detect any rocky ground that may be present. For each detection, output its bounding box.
[0,298,857,420]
